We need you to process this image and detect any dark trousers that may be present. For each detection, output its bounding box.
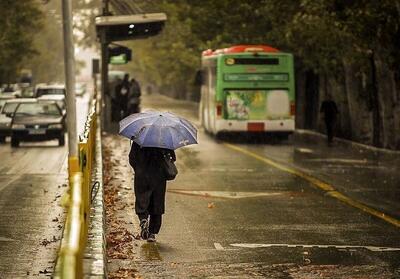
[134,173,166,234]
[138,213,162,234]
[325,118,336,143]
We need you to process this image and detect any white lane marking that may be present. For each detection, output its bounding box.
[214,243,224,250]
[0,175,22,193]
[204,168,254,172]
[306,158,368,164]
[230,243,400,252]
[167,190,286,199]
[0,236,15,242]
[296,148,313,153]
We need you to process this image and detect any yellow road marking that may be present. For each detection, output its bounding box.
[223,143,400,228]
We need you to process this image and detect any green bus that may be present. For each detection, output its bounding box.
[199,45,295,135]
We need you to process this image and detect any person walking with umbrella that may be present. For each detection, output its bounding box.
[120,111,197,242]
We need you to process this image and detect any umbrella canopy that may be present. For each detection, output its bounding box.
[119,111,197,150]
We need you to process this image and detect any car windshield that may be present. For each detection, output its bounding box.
[56,101,65,110]
[37,88,65,96]
[15,103,60,116]
[2,103,19,114]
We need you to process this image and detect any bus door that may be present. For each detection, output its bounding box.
[208,66,217,133]
[201,67,210,131]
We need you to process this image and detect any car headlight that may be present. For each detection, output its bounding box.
[12,124,25,129]
[48,124,63,129]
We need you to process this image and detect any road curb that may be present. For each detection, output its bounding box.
[294,129,400,158]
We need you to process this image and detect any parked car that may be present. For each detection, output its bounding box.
[10,101,66,147]
[1,84,22,98]
[20,86,35,98]
[75,82,87,96]
[0,98,37,143]
[35,84,66,98]
[0,95,16,111]
[38,95,66,116]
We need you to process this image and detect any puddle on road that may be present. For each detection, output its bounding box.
[224,245,400,268]
[140,243,163,261]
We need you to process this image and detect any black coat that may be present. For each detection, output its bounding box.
[128,142,176,215]
[320,100,338,121]
[129,142,175,177]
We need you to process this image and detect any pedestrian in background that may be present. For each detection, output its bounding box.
[320,94,339,145]
[129,141,176,242]
[115,74,131,119]
[128,78,141,114]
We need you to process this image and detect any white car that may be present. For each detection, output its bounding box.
[75,82,87,96]
[38,95,66,116]
[35,84,66,98]
[1,84,22,98]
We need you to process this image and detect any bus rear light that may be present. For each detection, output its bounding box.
[216,103,223,117]
[290,102,295,115]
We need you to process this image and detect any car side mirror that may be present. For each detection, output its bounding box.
[5,113,13,118]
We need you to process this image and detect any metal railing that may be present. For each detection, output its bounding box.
[56,97,98,278]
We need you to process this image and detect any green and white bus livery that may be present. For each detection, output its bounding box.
[199,45,295,135]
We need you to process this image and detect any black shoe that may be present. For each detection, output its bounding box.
[147,233,156,242]
[140,219,149,240]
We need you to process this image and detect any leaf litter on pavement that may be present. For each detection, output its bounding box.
[103,134,141,278]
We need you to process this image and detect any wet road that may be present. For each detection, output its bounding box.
[0,94,89,278]
[129,94,400,278]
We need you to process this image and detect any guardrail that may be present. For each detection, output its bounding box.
[56,97,98,278]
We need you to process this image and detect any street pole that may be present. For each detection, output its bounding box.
[101,0,110,131]
[61,0,79,175]
[101,38,109,131]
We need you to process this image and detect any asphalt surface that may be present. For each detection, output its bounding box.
[0,94,89,278]
[113,93,400,278]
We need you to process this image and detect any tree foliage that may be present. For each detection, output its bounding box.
[0,0,43,83]
[120,0,400,93]
[117,0,400,148]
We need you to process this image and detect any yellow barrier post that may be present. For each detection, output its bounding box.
[56,95,98,278]
[59,173,84,278]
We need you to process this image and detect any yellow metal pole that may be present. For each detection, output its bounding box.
[68,156,79,178]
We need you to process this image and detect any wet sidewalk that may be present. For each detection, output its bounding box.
[97,93,400,279]
[291,129,400,219]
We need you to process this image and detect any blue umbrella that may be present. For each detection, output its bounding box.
[119,111,198,150]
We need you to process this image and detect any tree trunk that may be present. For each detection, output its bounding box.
[304,70,319,130]
[374,52,397,149]
[295,69,306,129]
[392,70,400,149]
[369,52,383,147]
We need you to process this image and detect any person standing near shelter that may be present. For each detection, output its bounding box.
[129,141,176,242]
[128,78,141,114]
[115,74,131,119]
[320,95,339,145]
